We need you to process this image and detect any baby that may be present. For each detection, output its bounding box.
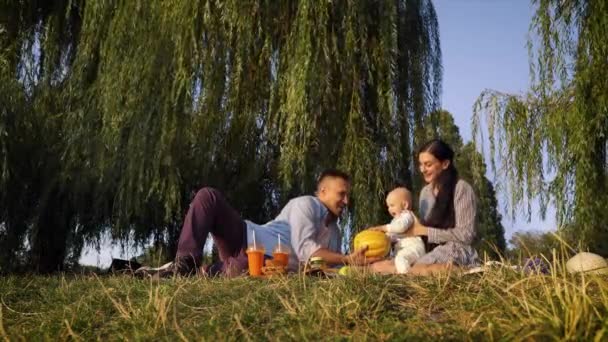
[369,187,425,274]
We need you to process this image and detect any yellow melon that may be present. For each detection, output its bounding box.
[353,230,390,258]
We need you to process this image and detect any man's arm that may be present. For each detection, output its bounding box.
[311,246,379,266]
[311,248,347,265]
[287,199,328,263]
[287,198,381,266]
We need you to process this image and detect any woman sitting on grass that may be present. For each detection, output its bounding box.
[371,139,479,275]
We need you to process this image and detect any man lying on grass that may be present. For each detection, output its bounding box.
[137,169,379,278]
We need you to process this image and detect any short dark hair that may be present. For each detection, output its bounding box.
[317,169,350,186]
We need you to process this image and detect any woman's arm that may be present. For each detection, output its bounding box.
[406,181,477,245]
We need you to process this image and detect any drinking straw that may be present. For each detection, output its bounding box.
[253,230,257,250]
[278,234,282,251]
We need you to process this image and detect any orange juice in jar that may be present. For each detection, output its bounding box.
[272,246,290,267]
[246,245,265,277]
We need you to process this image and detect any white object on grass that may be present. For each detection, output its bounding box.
[134,261,173,273]
[566,252,608,275]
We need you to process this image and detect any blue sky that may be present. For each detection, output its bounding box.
[435,0,533,142]
[80,1,556,266]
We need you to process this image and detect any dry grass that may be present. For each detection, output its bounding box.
[1,260,607,341]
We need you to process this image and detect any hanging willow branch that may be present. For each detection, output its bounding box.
[0,0,441,270]
[473,0,608,253]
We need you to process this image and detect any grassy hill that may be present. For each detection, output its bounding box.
[1,267,607,340]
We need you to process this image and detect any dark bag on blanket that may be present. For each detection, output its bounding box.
[109,258,142,274]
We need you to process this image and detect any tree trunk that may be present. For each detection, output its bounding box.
[30,189,73,273]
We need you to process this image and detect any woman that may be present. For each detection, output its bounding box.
[371,139,479,275]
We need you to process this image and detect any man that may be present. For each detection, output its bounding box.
[139,169,377,277]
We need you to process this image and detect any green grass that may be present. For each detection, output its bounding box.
[1,267,607,341]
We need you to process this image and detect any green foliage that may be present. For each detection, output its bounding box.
[421,110,506,259]
[507,230,562,261]
[0,1,441,271]
[473,0,608,255]
[0,0,88,272]
[1,269,607,340]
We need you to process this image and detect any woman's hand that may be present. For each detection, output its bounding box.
[404,213,428,237]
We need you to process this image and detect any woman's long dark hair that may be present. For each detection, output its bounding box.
[418,139,458,230]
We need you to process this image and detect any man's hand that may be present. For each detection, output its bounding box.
[346,246,382,265]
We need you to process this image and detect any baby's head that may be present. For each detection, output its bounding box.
[385,187,412,218]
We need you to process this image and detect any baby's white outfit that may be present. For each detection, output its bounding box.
[385,211,426,274]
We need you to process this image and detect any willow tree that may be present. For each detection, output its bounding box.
[0,0,441,272]
[474,0,607,254]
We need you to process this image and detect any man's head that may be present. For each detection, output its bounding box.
[316,169,351,217]
[385,187,412,218]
